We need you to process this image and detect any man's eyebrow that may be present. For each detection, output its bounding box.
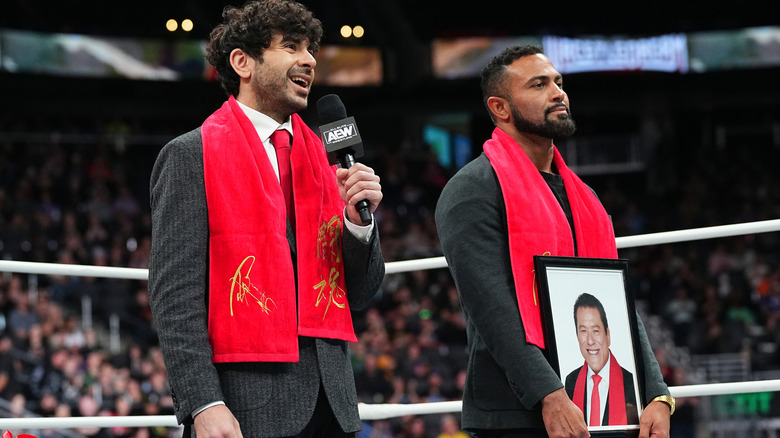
[279,33,305,44]
[280,34,317,51]
[525,74,562,84]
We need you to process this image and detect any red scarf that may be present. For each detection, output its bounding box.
[571,351,628,426]
[483,127,617,348]
[202,97,355,363]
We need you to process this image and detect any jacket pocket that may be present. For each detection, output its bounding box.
[471,348,525,411]
[217,362,275,412]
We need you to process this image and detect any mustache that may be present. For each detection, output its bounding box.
[289,67,313,76]
[545,103,570,116]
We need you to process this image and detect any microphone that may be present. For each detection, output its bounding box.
[316,94,372,225]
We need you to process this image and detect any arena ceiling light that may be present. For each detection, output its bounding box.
[340,25,365,39]
[166,19,194,33]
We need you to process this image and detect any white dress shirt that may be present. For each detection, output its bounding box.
[586,356,611,426]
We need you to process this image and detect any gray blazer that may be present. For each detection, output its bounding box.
[435,153,669,432]
[148,128,384,437]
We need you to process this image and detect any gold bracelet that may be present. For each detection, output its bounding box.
[652,394,675,415]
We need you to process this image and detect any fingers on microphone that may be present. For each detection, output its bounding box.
[346,180,382,204]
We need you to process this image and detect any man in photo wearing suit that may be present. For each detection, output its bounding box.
[148,1,385,437]
[564,293,639,427]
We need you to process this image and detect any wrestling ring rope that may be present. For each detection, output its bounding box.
[2,218,780,430]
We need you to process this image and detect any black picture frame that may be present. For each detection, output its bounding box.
[533,255,645,438]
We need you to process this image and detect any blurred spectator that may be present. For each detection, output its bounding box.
[89,360,119,412]
[668,368,698,438]
[75,393,109,437]
[61,314,87,351]
[653,347,676,384]
[760,272,780,339]
[436,414,469,438]
[0,333,23,400]
[355,352,393,403]
[724,289,757,332]
[665,286,696,345]
[7,290,40,348]
[397,416,429,438]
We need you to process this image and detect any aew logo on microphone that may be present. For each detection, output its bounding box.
[319,116,364,164]
[323,121,358,144]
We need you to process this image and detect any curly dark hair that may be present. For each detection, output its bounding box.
[205,0,323,97]
[480,45,544,120]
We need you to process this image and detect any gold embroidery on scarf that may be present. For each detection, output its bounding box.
[229,255,276,316]
[313,215,346,319]
[314,267,346,319]
[531,251,552,307]
[317,215,343,263]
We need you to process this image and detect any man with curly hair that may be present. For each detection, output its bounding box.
[148,1,385,437]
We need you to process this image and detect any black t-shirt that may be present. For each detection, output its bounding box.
[540,170,577,255]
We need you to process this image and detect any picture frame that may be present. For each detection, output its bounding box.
[533,255,645,438]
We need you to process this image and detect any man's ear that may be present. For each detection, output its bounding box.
[486,96,510,123]
[229,48,253,79]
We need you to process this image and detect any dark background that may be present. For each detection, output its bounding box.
[1,1,779,210]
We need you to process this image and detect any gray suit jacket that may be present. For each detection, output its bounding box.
[148,128,384,437]
[435,153,669,432]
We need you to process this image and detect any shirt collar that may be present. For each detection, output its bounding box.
[235,100,294,143]
[587,354,611,380]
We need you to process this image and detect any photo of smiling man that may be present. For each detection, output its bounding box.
[564,292,639,427]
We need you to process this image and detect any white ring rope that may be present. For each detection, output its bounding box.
[0,415,179,429]
[359,379,780,420]
[2,219,780,430]
[2,219,779,279]
[1,380,780,428]
[613,218,780,249]
[0,260,148,280]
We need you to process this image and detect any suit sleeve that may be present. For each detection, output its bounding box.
[435,159,564,409]
[636,315,671,402]
[342,223,384,311]
[564,368,579,399]
[148,130,224,424]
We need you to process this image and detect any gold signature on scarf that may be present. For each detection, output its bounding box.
[314,267,346,319]
[229,255,276,316]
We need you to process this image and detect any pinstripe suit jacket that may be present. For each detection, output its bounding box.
[148,127,384,437]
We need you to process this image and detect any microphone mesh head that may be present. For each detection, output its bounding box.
[317,94,347,124]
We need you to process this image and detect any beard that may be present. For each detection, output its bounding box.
[510,101,577,140]
[251,65,309,118]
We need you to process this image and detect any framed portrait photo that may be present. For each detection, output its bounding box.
[533,256,645,438]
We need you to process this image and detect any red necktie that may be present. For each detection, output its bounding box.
[271,129,294,224]
[590,374,602,426]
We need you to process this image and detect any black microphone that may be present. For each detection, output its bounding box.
[316,94,372,225]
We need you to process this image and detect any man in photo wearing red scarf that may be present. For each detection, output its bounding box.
[148,1,385,437]
[565,293,639,427]
[435,45,674,438]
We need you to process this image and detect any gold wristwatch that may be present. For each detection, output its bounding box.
[652,394,676,415]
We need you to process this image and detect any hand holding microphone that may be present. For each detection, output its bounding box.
[317,94,381,226]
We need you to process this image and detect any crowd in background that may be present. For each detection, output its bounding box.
[1,122,780,437]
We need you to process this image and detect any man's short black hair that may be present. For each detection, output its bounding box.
[480,45,544,119]
[572,292,609,330]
